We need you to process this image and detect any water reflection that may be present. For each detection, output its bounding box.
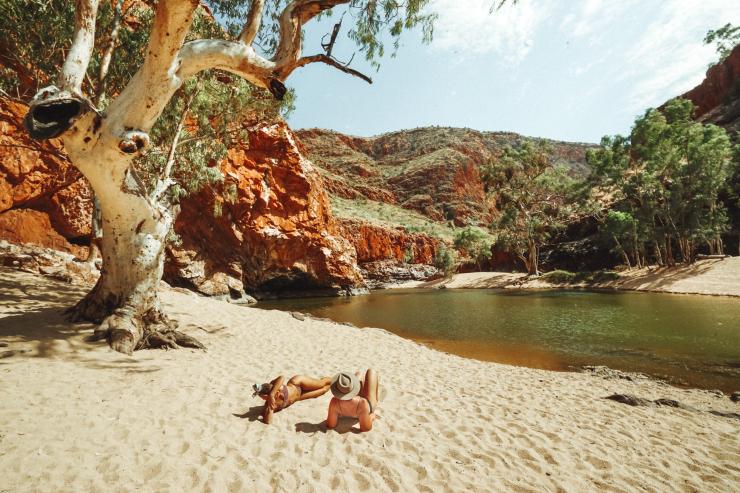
[257,289,740,392]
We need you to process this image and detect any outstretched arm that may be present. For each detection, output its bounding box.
[262,375,284,424]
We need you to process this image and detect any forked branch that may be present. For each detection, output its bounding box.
[106,0,200,131]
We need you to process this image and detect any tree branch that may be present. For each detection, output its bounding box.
[162,92,195,182]
[296,54,372,83]
[273,0,349,72]
[94,0,125,106]
[58,0,101,94]
[238,0,265,45]
[105,0,200,132]
[180,0,365,93]
[178,40,275,89]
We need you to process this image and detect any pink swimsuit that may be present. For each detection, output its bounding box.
[336,396,374,417]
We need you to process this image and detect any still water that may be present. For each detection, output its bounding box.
[257,289,740,392]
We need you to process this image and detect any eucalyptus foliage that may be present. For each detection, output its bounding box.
[453,226,492,270]
[704,23,740,67]
[588,99,734,266]
[483,142,582,275]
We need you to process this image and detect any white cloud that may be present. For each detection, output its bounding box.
[427,0,552,64]
[559,0,638,42]
[621,0,740,112]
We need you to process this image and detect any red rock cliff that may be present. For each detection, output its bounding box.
[0,98,92,256]
[169,123,364,295]
[337,218,439,265]
[0,98,365,295]
[675,43,740,134]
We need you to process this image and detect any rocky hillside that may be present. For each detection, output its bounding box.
[674,43,740,254]
[295,126,595,272]
[296,127,593,229]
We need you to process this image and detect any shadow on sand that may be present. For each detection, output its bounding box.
[295,418,360,435]
[233,405,265,423]
[0,269,162,373]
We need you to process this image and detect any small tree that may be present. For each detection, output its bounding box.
[453,227,492,271]
[17,0,436,354]
[433,243,458,277]
[484,142,580,275]
[704,23,740,67]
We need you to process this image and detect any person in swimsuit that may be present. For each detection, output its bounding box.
[253,374,332,424]
[326,369,379,432]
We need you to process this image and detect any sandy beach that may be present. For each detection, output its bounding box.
[1,267,739,492]
[396,257,740,298]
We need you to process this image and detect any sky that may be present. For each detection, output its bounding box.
[284,0,740,143]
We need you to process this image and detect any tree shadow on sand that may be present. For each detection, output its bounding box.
[0,305,97,358]
[0,270,162,373]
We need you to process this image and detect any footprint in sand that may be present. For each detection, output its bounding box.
[227,478,244,493]
[143,461,163,481]
[352,470,372,491]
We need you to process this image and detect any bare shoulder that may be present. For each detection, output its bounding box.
[357,397,371,415]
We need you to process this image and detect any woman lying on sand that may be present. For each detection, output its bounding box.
[326,369,380,432]
[253,375,332,424]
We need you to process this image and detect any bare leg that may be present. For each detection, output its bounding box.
[359,369,379,410]
[290,375,332,401]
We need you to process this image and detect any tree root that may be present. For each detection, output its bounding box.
[136,328,206,351]
[78,299,206,355]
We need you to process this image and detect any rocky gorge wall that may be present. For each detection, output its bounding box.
[679,43,740,134]
[0,99,92,256]
[0,98,374,297]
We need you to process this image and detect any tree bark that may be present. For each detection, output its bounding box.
[612,235,631,269]
[84,196,102,264]
[527,241,539,275]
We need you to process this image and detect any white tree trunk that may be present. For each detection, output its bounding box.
[56,112,201,354]
[23,0,365,354]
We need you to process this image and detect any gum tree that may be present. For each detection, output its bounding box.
[22,0,435,354]
[484,142,582,275]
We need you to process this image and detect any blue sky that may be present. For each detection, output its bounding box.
[284,0,740,143]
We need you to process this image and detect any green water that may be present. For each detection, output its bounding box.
[256,289,740,392]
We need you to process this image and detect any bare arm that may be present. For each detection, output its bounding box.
[262,375,284,424]
[267,375,284,409]
[326,398,339,429]
[298,383,331,401]
[358,400,374,432]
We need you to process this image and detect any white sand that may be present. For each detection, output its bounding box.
[1,268,739,492]
[400,257,740,298]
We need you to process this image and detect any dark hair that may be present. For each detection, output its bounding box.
[253,383,271,396]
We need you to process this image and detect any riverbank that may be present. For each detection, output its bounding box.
[1,268,739,491]
[398,257,740,298]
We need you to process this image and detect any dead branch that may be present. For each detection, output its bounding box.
[296,54,372,83]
